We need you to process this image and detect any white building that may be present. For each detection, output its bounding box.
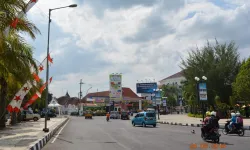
[159,71,185,88]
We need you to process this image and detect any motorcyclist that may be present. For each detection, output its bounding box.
[201,111,211,136]
[204,111,219,137]
[204,111,211,125]
[235,112,243,129]
[106,112,110,120]
[228,113,236,131]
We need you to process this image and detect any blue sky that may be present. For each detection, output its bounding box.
[25,0,250,97]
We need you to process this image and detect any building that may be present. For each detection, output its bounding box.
[159,71,186,109]
[82,87,144,112]
[159,71,185,88]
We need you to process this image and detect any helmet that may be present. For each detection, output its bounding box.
[206,111,211,116]
[236,112,240,116]
[211,111,216,116]
[231,113,236,117]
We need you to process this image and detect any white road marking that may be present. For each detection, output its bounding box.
[51,119,69,143]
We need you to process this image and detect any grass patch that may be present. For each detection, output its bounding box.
[188,112,202,118]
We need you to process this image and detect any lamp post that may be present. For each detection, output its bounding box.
[194,76,207,122]
[153,88,162,120]
[43,4,77,133]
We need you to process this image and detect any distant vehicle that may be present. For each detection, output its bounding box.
[21,110,41,121]
[121,111,130,120]
[40,109,57,118]
[146,108,155,113]
[132,111,156,127]
[70,111,79,116]
[110,111,120,119]
[85,111,93,119]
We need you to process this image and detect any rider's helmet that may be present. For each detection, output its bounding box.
[211,111,216,116]
[231,113,236,117]
[206,111,211,116]
[236,112,240,116]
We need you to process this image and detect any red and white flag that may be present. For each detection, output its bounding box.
[4,0,39,36]
[6,54,53,112]
[23,77,53,109]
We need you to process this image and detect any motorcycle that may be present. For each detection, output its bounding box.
[106,116,109,122]
[200,121,220,143]
[222,120,244,136]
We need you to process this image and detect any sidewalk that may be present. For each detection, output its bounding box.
[157,114,250,130]
[0,117,68,150]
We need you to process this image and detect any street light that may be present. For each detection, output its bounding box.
[195,76,207,122]
[43,4,77,133]
[153,88,162,120]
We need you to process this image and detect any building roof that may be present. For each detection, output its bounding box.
[82,87,139,101]
[159,71,184,82]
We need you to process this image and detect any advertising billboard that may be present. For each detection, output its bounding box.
[136,83,157,93]
[109,74,122,100]
[199,83,207,101]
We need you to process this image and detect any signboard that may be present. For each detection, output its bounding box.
[109,74,122,100]
[162,100,166,106]
[199,83,207,101]
[136,83,157,93]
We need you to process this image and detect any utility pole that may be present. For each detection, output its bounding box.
[79,79,84,116]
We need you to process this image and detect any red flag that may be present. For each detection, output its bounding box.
[23,92,41,109]
[10,18,19,28]
[33,73,40,82]
[48,54,53,63]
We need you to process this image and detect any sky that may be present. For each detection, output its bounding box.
[24,0,250,98]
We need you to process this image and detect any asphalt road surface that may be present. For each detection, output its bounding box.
[43,116,250,150]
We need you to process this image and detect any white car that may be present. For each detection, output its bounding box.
[110,111,120,119]
[22,110,41,121]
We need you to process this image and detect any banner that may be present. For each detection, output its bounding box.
[199,83,207,101]
[136,83,157,93]
[109,74,122,100]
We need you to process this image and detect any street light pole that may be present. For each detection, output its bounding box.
[195,76,207,122]
[43,4,77,133]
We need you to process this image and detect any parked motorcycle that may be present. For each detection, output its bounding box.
[222,120,244,136]
[200,121,220,143]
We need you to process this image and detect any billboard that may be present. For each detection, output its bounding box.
[136,83,157,93]
[199,83,207,101]
[109,74,122,100]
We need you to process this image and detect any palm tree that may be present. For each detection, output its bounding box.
[0,0,40,128]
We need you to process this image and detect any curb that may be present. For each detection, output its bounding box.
[29,118,69,150]
[157,121,250,130]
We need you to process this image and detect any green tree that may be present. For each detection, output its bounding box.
[232,57,250,103]
[0,0,40,128]
[181,40,241,109]
[161,84,179,113]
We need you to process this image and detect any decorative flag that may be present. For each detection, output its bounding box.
[23,77,53,109]
[4,0,39,36]
[6,54,53,112]
[7,82,32,112]
[10,18,19,28]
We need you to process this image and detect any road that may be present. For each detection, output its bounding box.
[43,116,250,150]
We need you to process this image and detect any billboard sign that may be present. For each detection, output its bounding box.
[136,83,157,93]
[199,83,207,101]
[109,74,122,100]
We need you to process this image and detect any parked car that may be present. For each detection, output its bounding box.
[110,111,120,119]
[21,110,41,121]
[40,109,57,118]
[70,111,79,116]
[131,111,156,127]
[121,111,130,120]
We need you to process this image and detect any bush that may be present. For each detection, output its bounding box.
[188,112,202,118]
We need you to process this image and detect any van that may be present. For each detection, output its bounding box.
[131,111,156,127]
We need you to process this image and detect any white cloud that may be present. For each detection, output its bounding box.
[26,0,250,97]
